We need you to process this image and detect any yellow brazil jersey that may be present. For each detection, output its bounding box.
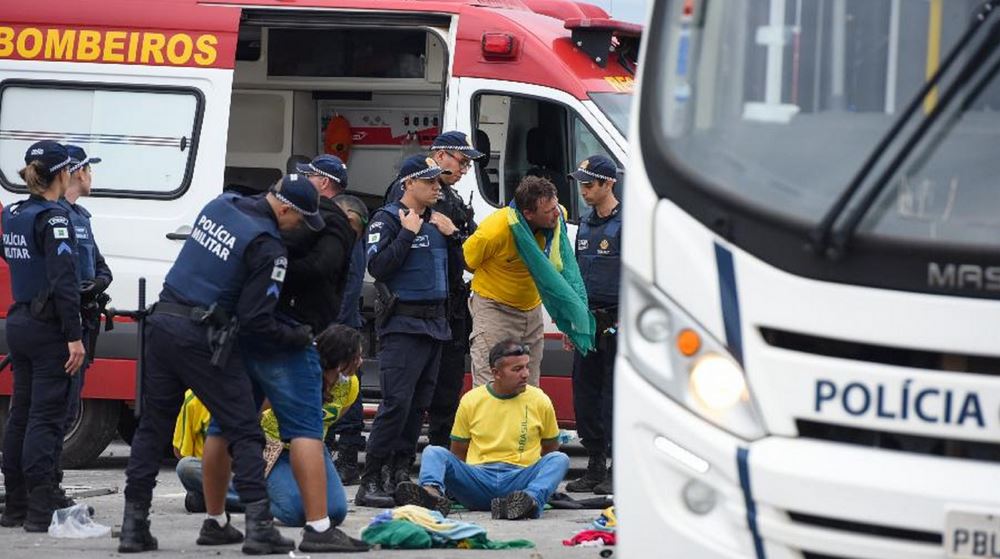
[463,208,548,311]
[450,384,560,467]
[172,390,211,459]
[260,374,360,444]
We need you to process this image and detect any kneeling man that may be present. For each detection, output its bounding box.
[395,339,569,519]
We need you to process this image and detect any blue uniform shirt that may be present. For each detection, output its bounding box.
[365,202,462,341]
[576,203,622,308]
[1,197,82,341]
[58,199,112,286]
[160,194,305,348]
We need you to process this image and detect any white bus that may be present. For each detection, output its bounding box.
[618,1,1000,558]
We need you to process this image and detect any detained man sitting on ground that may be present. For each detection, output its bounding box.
[394,339,570,520]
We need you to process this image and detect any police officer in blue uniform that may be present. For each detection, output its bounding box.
[118,175,322,554]
[0,141,85,532]
[355,155,464,508]
[564,155,621,496]
[382,131,483,450]
[54,145,113,494]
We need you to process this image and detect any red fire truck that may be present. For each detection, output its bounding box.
[0,0,636,466]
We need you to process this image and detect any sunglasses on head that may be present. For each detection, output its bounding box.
[490,343,530,367]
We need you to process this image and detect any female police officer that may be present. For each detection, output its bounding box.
[0,140,86,532]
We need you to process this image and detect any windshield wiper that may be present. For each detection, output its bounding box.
[810,1,1000,259]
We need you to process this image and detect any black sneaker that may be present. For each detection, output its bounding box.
[196,514,244,545]
[184,492,207,513]
[299,525,371,553]
[490,491,538,520]
[393,482,451,517]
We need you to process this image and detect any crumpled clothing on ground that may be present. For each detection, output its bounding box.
[392,504,485,542]
[563,529,617,546]
[361,506,535,550]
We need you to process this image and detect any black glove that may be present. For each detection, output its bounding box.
[80,277,110,298]
[291,324,314,347]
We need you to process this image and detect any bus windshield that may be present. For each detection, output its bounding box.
[659,0,1000,250]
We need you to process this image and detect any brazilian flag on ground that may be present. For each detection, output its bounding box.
[505,203,595,354]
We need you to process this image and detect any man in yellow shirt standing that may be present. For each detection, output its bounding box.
[462,178,563,386]
[394,340,570,520]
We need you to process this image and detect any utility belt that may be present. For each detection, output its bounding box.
[396,301,446,319]
[373,281,446,329]
[151,301,239,367]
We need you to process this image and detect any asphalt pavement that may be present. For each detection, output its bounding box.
[0,441,614,558]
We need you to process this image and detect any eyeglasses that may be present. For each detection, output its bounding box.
[489,343,530,367]
[444,151,472,171]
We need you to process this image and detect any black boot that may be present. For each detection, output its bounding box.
[334,450,360,486]
[241,498,294,555]
[118,501,158,553]
[593,464,613,495]
[385,454,414,494]
[565,453,607,493]
[23,484,55,532]
[355,457,395,509]
[0,485,27,527]
[51,485,77,510]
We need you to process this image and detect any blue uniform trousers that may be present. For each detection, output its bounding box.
[365,333,441,460]
[426,329,467,448]
[123,314,268,505]
[1,306,73,490]
[571,333,617,455]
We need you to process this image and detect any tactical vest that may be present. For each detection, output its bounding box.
[60,200,96,281]
[379,201,448,302]
[164,193,279,312]
[577,207,622,306]
[2,199,70,303]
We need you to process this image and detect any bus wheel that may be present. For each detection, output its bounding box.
[60,399,120,469]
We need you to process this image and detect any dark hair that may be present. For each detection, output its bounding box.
[489,339,530,369]
[18,161,59,196]
[316,324,363,371]
[513,175,557,212]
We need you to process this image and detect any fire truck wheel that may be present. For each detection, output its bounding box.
[0,396,119,469]
[60,399,120,469]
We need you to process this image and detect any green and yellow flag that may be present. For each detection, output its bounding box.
[505,204,595,354]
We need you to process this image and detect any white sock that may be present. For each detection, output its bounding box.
[207,513,227,525]
[307,517,331,532]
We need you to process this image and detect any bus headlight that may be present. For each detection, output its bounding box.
[690,354,746,410]
[622,269,766,440]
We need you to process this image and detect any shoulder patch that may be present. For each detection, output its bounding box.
[369,221,384,231]
[368,232,381,244]
[53,227,69,239]
[47,215,69,227]
[270,257,287,282]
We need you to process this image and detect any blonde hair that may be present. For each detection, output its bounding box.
[18,161,60,196]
